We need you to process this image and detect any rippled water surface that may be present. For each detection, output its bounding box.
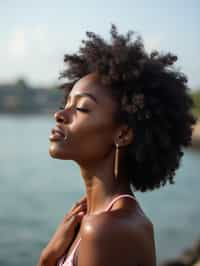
[1,115,200,265]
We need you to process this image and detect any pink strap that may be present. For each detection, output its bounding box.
[68,238,81,259]
[59,238,81,265]
[104,194,136,212]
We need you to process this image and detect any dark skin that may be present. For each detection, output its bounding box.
[40,73,156,266]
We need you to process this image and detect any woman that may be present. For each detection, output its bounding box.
[37,25,196,266]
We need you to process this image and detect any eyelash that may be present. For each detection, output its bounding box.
[59,106,89,113]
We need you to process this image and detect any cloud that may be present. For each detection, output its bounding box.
[7,26,54,58]
[0,26,62,86]
[8,29,28,58]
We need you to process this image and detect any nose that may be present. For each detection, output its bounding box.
[54,110,66,123]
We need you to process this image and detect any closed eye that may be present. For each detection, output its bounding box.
[75,107,89,112]
[59,106,89,113]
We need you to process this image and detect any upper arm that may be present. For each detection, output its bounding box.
[77,215,153,266]
[78,215,157,266]
[137,222,157,266]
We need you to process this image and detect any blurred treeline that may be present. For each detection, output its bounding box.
[0,78,64,115]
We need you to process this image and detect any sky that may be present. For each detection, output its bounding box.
[0,0,199,89]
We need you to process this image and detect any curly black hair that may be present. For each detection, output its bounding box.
[58,24,197,192]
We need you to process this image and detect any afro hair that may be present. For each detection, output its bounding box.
[58,24,197,192]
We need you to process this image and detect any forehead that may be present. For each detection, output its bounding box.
[70,73,114,105]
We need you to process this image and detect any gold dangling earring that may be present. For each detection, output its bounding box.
[114,143,119,179]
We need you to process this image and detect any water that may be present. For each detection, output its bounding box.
[0,115,200,266]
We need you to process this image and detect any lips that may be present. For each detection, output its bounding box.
[52,126,66,137]
[49,126,67,141]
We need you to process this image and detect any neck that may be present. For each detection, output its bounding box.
[77,152,133,215]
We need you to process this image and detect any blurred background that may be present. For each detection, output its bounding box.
[0,1,200,266]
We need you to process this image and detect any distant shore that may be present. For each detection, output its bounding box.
[191,119,200,149]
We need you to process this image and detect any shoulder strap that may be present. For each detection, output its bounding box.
[105,194,136,212]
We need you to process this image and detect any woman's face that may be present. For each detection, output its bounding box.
[49,73,119,165]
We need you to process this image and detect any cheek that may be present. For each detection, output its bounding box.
[70,113,115,155]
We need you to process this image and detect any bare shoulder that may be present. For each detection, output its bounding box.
[81,198,154,236]
[78,206,156,266]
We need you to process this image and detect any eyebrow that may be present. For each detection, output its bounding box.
[68,92,98,104]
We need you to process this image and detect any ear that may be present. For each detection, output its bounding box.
[114,124,134,147]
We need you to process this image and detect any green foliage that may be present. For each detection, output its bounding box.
[191,89,200,118]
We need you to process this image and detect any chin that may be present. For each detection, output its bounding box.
[48,144,69,160]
